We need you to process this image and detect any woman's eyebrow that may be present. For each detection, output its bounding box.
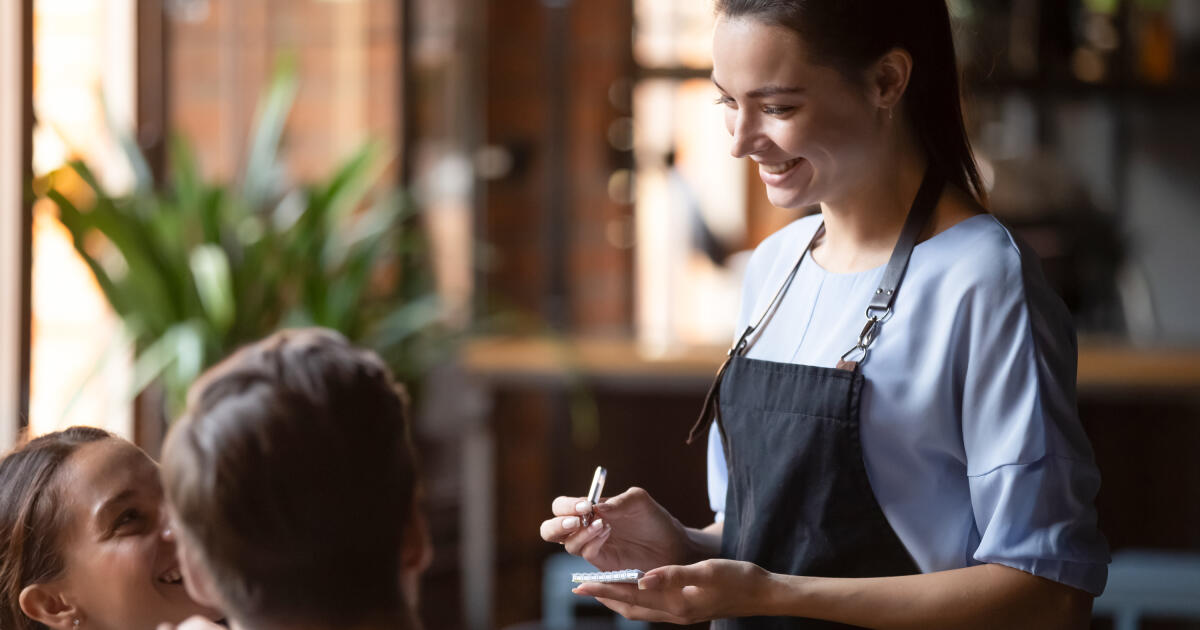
[710,76,805,98]
[747,85,805,98]
[94,488,136,521]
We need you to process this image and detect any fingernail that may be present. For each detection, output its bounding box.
[638,575,660,590]
[576,501,591,513]
[590,518,604,530]
[563,516,580,530]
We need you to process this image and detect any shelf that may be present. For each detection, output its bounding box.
[462,335,1200,394]
[969,77,1200,106]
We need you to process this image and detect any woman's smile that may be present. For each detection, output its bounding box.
[755,156,809,190]
[758,157,803,175]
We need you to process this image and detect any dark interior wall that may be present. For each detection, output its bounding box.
[1083,393,1200,553]
[491,386,712,628]
[483,0,634,335]
[483,0,549,319]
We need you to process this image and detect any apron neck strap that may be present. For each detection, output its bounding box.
[686,223,823,446]
[688,168,946,445]
[838,169,945,370]
[867,168,946,317]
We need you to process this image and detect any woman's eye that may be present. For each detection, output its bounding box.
[762,105,796,116]
[113,508,143,532]
[713,96,736,108]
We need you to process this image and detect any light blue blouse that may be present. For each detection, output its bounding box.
[707,213,1110,595]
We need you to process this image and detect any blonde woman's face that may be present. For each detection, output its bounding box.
[712,16,882,210]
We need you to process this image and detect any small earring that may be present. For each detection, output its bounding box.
[888,108,894,121]
[73,620,80,628]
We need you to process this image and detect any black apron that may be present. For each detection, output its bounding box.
[688,171,946,629]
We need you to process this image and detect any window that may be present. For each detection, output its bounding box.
[632,1,769,353]
[28,0,137,438]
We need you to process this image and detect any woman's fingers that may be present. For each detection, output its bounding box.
[641,562,707,589]
[564,518,611,556]
[573,585,689,624]
[573,581,634,600]
[540,512,610,550]
[161,617,224,630]
[539,514,585,543]
[594,596,682,624]
[551,495,596,516]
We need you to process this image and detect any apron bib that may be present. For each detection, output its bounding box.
[690,171,946,629]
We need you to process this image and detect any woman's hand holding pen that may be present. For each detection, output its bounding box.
[572,559,773,624]
[539,487,699,571]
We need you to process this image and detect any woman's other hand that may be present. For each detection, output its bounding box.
[572,559,772,624]
[538,487,697,570]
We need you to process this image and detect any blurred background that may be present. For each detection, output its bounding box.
[2,0,1199,628]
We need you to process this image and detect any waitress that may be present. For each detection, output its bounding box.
[540,0,1110,628]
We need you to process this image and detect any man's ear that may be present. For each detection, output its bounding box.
[868,47,914,111]
[19,583,78,630]
[401,509,433,575]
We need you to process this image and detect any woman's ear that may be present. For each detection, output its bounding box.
[18,583,78,630]
[869,48,914,111]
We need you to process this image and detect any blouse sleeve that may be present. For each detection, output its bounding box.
[707,426,728,523]
[959,235,1110,595]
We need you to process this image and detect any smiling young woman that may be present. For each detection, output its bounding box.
[0,428,218,630]
[542,1,1110,628]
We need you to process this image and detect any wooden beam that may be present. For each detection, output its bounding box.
[0,0,33,449]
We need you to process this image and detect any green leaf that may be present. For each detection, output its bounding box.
[47,188,128,315]
[242,56,299,208]
[189,244,236,334]
[367,294,443,350]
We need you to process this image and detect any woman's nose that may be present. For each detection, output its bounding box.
[728,111,760,159]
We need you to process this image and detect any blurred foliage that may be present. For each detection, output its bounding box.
[41,59,450,418]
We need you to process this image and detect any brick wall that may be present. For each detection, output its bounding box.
[168,0,401,185]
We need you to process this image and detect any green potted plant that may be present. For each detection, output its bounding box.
[43,60,449,421]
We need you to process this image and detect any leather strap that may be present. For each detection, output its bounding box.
[688,168,945,445]
[686,221,824,445]
[839,170,945,370]
[866,170,946,316]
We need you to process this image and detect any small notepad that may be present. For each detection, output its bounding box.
[571,569,645,583]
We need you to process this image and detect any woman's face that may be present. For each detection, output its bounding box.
[711,16,882,210]
[47,439,217,629]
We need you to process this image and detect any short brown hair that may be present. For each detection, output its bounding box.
[0,426,112,630]
[162,329,418,626]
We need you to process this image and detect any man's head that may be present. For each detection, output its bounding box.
[162,328,430,628]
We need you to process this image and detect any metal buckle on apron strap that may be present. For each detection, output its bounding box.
[839,305,891,369]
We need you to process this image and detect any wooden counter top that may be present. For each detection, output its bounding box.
[462,336,1200,394]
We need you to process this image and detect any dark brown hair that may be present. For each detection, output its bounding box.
[0,426,112,630]
[716,0,987,204]
[162,328,418,627]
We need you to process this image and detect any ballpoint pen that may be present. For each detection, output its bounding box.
[580,465,606,528]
